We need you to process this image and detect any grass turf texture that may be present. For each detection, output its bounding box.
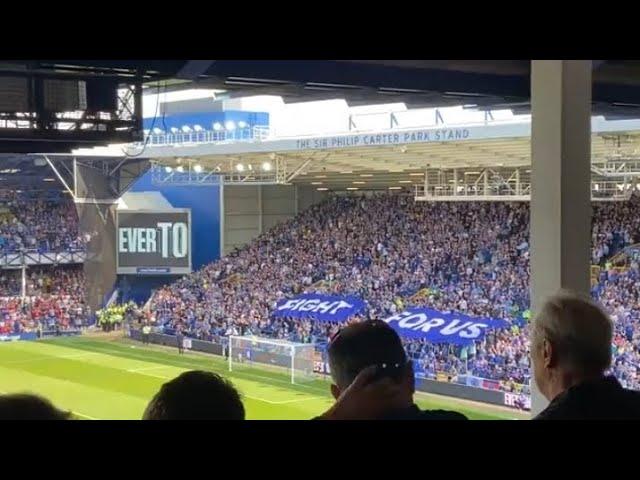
[0,336,529,420]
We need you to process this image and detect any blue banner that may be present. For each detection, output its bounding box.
[273,294,365,323]
[383,307,509,345]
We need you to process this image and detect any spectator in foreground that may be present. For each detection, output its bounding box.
[143,370,245,420]
[316,320,467,420]
[532,291,640,419]
[0,393,70,420]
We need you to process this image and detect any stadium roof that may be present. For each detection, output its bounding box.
[0,154,61,189]
[137,117,640,189]
[28,60,640,118]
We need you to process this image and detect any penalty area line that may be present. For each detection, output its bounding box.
[133,370,320,405]
[72,411,99,420]
[243,395,323,405]
[126,365,170,373]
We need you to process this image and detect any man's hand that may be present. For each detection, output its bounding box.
[318,366,405,420]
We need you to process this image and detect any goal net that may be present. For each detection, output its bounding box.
[227,335,316,384]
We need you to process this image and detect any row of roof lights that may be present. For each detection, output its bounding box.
[150,121,248,135]
[164,162,273,174]
[316,186,407,192]
[308,171,534,177]
[309,171,425,177]
[236,162,272,172]
[310,179,421,185]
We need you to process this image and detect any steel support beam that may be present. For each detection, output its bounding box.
[176,60,217,80]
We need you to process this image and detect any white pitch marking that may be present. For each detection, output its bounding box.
[72,411,99,420]
[127,365,169,373]
[243,395,322,405]
[61,352,100,359]
[132,371,172,380]
[0,388,98,420]
[3,351,98,365]
[131,370,320,405]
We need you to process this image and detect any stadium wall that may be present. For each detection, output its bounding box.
[415,377,505,406]
[297,186,328,212]
[223,185,327,255]
[130,329,224,355]
[128,171,221,269]
[115,171,221,303]
[223,186,261,254]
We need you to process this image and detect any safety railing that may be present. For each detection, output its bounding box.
[138,125,271,147]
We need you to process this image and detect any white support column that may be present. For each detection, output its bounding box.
[21,262,26,299]
[424,169,429,196]
[530,60,592,415]
[453,168,458,196]
[483,169,489,195]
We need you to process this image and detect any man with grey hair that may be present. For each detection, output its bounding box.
[531,290,640,420]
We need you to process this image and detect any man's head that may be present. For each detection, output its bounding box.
[143,370,245,420]
[0,393,70,420]
[531,290,613,401]
[327,320,414,403]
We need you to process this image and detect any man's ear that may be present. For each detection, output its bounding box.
[542,338,561,370]
[330,383,341,400]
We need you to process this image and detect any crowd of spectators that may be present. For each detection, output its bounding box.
[0,266,90,335]
[0,191,84,254]
[1,189,638,395]
[0,191,89,336]
[592,194,640,265]
[592,263,640,390]
[148,194,640,393]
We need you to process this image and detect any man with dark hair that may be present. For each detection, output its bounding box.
[316,320,467,420]
[143,370,245,420]
[0,393,71,420]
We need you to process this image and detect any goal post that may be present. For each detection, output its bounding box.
[228,335,316,384]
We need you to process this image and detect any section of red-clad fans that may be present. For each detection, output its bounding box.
[0,191,89,336]
[0,266,89,335]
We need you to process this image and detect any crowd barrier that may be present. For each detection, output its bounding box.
[415,376,506,406]
[130,329,224,356]
[40,329,82,338]
[0,329,84,342]
[0,332,37,342]
[130,329,531,412]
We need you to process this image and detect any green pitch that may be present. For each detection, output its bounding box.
[0,336,529,420]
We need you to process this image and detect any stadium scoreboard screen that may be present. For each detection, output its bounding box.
[116,210,192,275]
